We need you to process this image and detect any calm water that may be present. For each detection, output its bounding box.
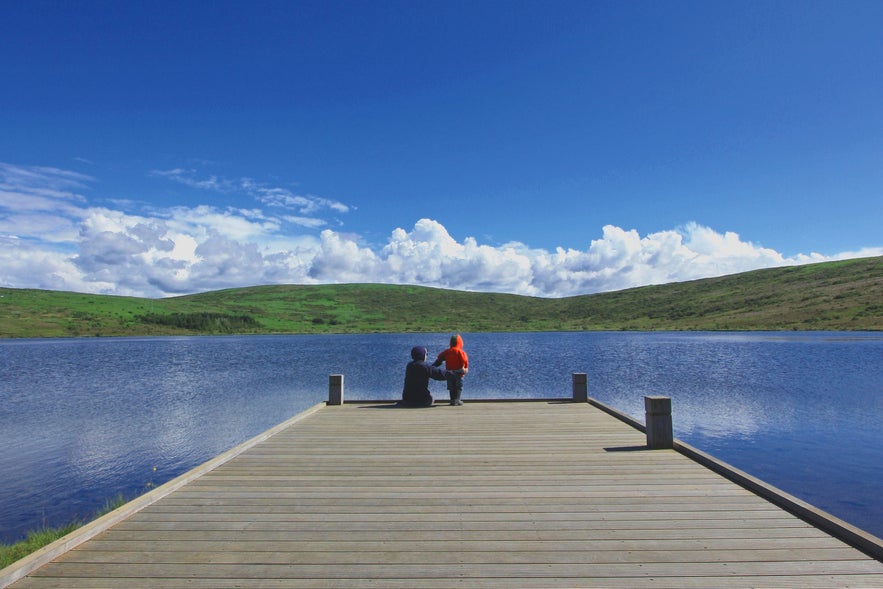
[1,332,881,544]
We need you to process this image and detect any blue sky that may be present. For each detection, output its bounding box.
[2,0,881,298]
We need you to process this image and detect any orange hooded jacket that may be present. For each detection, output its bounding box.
[433,334,468,372]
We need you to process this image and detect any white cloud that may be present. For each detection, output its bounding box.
[150,169,236,192]
[1,162,880,298]
[162,205,280,242]
[252,187,349,216]
[0,234,114,293]
[152,169,350,226]
[282,215,328,229]
[0,163,91,245]
[0,162,93,194]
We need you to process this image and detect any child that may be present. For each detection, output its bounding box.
[400,346,448,407]
[433,334,469,405]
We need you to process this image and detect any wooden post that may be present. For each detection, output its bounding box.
[645,396,673,449]
[328,374,344,405]
[572,373,588,402]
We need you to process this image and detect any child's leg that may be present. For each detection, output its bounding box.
[447,371,464,405]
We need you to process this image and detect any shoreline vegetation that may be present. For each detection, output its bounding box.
[1,256,881,337]
[0,495,126,569]
[0,524,79,570]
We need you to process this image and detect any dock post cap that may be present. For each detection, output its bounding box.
[328,374,344,405]
[572,372,588,403]
[644,395,672,412]
[644,395,673,449]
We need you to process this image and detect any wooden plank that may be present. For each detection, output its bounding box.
[75,536,852,552]
[90,526,838,542]
[79,527,838,543]
[17,575,880,589]
[130,509,792,522]
[25,560,883,579]
[150,497,779,510]
[10,576,883,589]
[55,547,864,565]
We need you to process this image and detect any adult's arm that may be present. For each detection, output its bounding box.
[429,365,448,381]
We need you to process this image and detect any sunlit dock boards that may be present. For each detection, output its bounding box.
[4,399,883,588]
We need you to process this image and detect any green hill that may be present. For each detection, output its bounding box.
[1,256,881,337]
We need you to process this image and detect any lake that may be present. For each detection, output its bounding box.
[1,332,881,545]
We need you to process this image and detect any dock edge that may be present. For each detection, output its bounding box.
[0,402,328,589]
[586,396,883,563]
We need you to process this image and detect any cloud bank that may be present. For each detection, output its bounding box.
[2,162,880,299]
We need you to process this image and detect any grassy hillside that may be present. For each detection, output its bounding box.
[1,256,881,337]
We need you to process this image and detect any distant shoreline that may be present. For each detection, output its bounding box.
[1,256,881,337]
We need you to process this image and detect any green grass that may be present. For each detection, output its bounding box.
[0,495,126,570]
[0,523,81,569]
[1,256,881,337]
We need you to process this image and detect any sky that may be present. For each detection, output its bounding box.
[1,0,881,299]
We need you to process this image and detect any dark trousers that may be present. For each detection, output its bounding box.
[446,371,464,400]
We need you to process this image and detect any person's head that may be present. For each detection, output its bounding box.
[450,334,461,347]
[410,346,428,361]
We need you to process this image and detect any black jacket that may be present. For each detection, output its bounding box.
[401,360,447,406]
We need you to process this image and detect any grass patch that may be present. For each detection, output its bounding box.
[0,494,127,570]
[0,522,80,569]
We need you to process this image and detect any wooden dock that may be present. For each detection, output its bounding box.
[4,398,883,588]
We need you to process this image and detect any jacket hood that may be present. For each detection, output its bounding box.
[450,334,463,349]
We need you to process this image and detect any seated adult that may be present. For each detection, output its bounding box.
[400,346,448,407]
